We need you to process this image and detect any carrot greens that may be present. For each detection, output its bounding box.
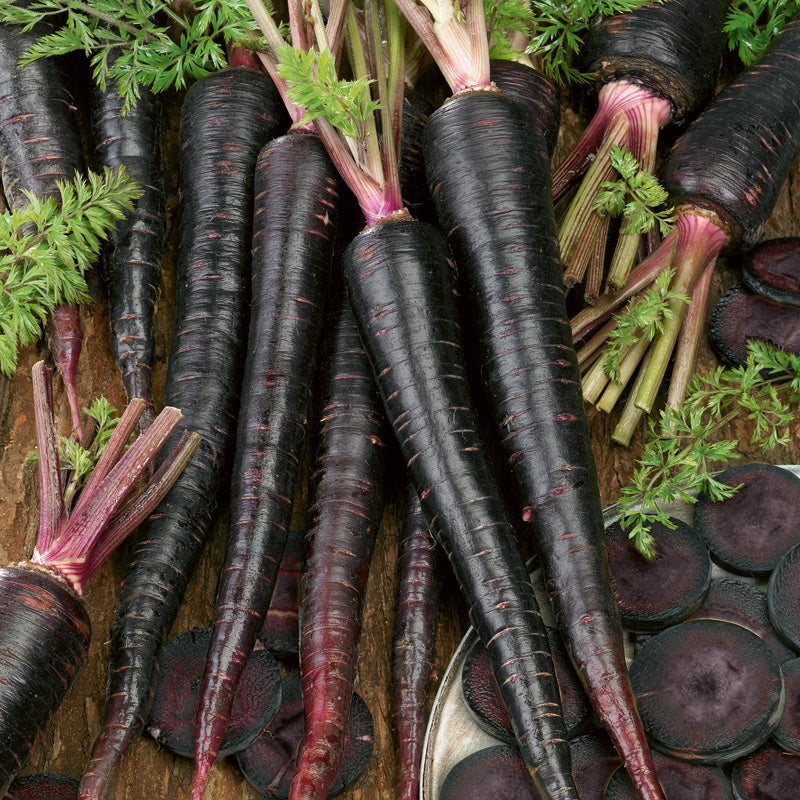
[0,167,140,376]
[618,340,800,557]
[725,0,800,65]
[0,0,269,112]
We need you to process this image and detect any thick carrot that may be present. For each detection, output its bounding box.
[0,361,197,797]
[343,215,577,800]
[191,127,341,799]
[392,484,439,800]
[289,295,388,800]
[90,55,166,431]
[423,90,663,800]
[79,67,286,800]
[0,21,86,436]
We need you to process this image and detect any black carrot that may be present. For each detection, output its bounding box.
[554,0,729,295]
[585,16,800,441]
[392,484,439,800]
[90,56,165,431]
[343,217,577,800]
[191,127,340,799]
[79,67,287,800]
[0,361,198,796]
[422,90,661,800]
[289,296,388,800]
[0,21,86,437]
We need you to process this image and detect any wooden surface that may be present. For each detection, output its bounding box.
[1,80,800,800]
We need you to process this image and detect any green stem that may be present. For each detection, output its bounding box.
[597,334,649,413]
[611,345,653,446]
[634,215,726,413]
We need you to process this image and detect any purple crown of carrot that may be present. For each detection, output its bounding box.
[28,360,200,595]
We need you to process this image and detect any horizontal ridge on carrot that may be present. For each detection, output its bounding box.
[0,360,198,797]
[80,66,287,800]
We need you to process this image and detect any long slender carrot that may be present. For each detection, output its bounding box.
[289,295,388,800]
[191,127,341,798]
[79,67,287,800]
[422,88,662,800]
[0,21,86,437]
[392,484,439,800]
[90,54,165,431]
[343,216,577,800]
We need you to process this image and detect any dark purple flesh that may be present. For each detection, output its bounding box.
[236,672,374,799]
[772,658,800,754]
[688,578,795,664]
[437,745,543,800]
[768,543,800,653]
[6,774,79,800]
[709,286,800,369]
[604,751,734,799]
[461,629,592,743]
[694,463,800,577]
[629,619,785,763]
[568,731,622,800]
[604,517,711,632]
[257,527,302,658]
[145,626,282,758]
[742,238,800,308]
[732,745,800,800]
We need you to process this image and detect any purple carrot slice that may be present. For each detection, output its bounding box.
[145,626,281,759]
[236,672,374,799]
[629,619,785,763]
[6,774,79,800]
[741,238,800,308]
[772,657,800,754]
[437,745,543,800]
[768,543,800,653]
[605,751,734,800]
[257,528,303,658]
[568,731,622,800]
[731,745,800,800]
[710,286,800,369]
[694,463,800,577]
[688,577,795,664]
[604,516,711,632]
[461,628,592,743]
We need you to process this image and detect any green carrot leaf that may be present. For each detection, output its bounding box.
[618,340,800,556]
[0,166,141,376]
[724,0,800,66]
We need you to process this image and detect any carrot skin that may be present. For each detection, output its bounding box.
[0,23,85,434]
[290,297,388,800]
[343,216,578,800]
[423,91,662,800]
[0,565,90,797]
[660,18,800,250]
[489,60,560,157]
[392,485,439,800]
[582,0,729,122]
[90,66,165,430]
[193,129,340,795]
[79,68,287,800]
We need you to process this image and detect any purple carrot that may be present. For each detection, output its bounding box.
[288,296,388,800]
[90,53,166,431]
[0,21,86,437]
[78,67,287,800]
[392,484,439,800]
[0,361,198,796]
[191,127,341,799]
